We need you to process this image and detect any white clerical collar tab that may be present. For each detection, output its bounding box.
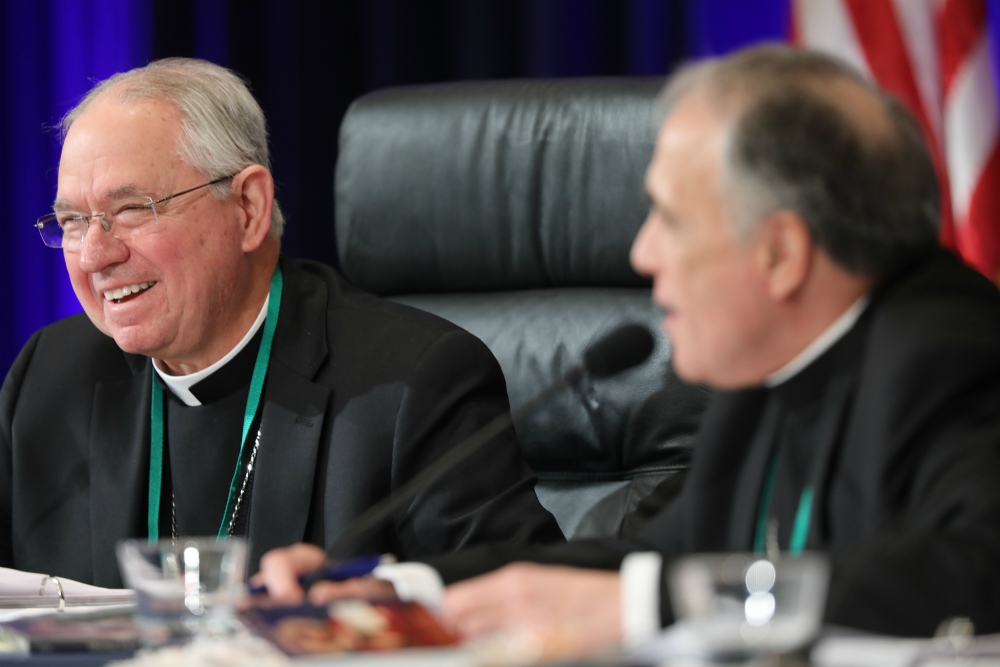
[764,295,870,388]
[154,294,270,407]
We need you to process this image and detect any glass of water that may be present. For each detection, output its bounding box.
[666,552,829,656]
[116,538,247,647]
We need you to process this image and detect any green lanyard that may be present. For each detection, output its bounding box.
[147,264,283,540]
[753,456,814,556]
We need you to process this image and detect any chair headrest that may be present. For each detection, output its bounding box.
[335,78,664,295]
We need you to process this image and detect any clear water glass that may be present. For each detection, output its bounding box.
[116,538,247,648]
[667,552,829,656]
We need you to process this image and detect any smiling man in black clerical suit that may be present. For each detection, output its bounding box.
[259,45,1000,646]
[0,58,562,588]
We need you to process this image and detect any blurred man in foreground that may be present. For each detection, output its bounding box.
[0,59,562,587]
[260,45,1000,646]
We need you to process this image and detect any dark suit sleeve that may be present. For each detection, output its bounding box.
[0,331,42,568]
[388,329,564,559]
[813,265,1000,637]
[821,382,1000,636]
[420,432,698,597]
[645,407,1000,633]
[422,537,644,583]
[421,475,693,585]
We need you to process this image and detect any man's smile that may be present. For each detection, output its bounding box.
[102,280,156,304]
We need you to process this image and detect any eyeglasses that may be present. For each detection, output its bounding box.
[35,174,236,250]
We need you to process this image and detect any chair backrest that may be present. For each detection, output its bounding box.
[334,79,709,538]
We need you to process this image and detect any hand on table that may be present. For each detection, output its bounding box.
[254,547,625,658]
[441,562,623,655]
[253,543,396,605]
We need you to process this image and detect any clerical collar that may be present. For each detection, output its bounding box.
[154,295,270,407]
[764,295,869,388]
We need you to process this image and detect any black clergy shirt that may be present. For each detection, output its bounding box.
[641,297,871,556]
[156,325,264,538]
[762,315,866,551]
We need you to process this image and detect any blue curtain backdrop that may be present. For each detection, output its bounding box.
[0,0,792,378]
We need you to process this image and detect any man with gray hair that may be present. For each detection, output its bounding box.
[0,58,563,587]
[260,44,1000,644]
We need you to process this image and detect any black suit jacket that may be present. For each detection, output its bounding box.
[0,257,563,587]
[428,250,1000,637]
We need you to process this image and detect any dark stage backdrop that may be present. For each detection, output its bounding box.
[0,0,788,377]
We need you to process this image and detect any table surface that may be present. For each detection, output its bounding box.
[0,653,133,667]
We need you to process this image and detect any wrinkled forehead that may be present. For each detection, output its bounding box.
[57,95,184,207]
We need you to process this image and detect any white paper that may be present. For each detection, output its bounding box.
[0,567,134,609]
[811,636,923,667]
[812,632,1000,667]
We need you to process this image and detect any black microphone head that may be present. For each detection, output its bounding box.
[583,323,655,379]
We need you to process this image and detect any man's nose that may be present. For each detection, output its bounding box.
[77,219,129,273]
[629,215,659,277]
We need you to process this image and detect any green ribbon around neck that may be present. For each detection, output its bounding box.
[148,264,283,540]
[753,455,814,556]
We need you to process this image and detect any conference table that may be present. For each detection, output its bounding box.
[0,655,132,667]
[0,645,503,667]
[0,604,993,667]
[0,633,993,667]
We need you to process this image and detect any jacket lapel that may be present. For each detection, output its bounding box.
[89,355,150,588]
[803,310,869,550]
[245,257,331,572]
[726,395,782,550]
[246,362,329,572]
[676,389,766,551]
[804,370,857,549]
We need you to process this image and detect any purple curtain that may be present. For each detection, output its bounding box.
[0,0,789,377]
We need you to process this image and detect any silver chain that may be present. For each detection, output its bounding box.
[227,427,262,537]
[170,426,262,540]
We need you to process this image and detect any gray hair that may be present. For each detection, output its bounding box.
[661,45,940,277]
[61,58,285,240]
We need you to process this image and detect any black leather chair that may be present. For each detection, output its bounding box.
[334,79,709,539]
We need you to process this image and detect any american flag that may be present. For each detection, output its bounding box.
[793,0,1000,282]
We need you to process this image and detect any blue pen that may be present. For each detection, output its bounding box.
[248,554,390,596]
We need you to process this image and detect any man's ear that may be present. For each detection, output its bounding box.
[754,210,813,301]
[231,165,275,252]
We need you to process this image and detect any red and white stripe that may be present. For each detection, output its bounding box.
[939,0,1000,277]
[793,0,1000,281]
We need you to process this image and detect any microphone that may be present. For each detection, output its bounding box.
[583,323,656,380]
[324,322,656,559]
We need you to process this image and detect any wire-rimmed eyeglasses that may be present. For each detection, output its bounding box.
[34,174,236,250]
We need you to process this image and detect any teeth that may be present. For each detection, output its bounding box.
[102,281,156,302]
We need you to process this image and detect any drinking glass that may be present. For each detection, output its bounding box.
[116,538,247,648]
[666,552,829,657]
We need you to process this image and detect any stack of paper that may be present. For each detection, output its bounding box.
[0,567,133,610]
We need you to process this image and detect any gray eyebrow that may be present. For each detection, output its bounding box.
[103,184,155,201]
[51,184,155,211]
